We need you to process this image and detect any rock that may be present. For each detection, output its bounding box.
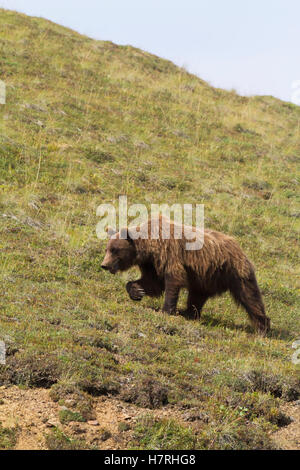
[46,419,59,428]
[123,414,132,421]
[134,141,149,149]
[87,420,99,426]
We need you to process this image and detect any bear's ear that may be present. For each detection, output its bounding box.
[106,226,117,238]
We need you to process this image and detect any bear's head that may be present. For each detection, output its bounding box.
[101,228,137,274]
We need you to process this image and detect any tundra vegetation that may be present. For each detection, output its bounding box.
[0,9,299,450]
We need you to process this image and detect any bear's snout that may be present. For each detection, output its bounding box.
[101,254,119,274]
[101,263,118,274]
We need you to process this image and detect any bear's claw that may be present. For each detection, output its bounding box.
[126,282,145,301]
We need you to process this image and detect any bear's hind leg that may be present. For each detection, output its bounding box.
[230,271,270,334]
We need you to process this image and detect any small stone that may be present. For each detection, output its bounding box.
[46,419,59,428]
[88,420,99,426]
[123,415,132,421]
[134,141,149,149]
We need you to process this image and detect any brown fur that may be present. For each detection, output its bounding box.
[101,216,270,334]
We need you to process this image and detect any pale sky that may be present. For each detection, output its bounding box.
[1,0,300,103]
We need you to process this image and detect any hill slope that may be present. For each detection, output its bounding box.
[0,9,299,450]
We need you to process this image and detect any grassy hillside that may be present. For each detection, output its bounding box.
[0,9,299,450]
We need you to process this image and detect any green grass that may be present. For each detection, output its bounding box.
[131,416,198,450]
[130,414,277,450]
[59,409,85,424]
[0,8,299,450]
[0,424,18,450]
[45,427,92,450]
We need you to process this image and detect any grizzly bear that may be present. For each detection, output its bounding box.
[101,216,270,334]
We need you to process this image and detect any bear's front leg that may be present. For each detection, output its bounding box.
[162,276,180,314]
[126,281,145,301]
[183,290,208,319]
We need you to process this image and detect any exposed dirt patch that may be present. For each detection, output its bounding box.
[0,385,177,450]
[0,385,299,450]
[0,385,60,449]
[272,403,300,450]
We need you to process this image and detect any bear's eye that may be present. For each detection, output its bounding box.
[111,248,119,255]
